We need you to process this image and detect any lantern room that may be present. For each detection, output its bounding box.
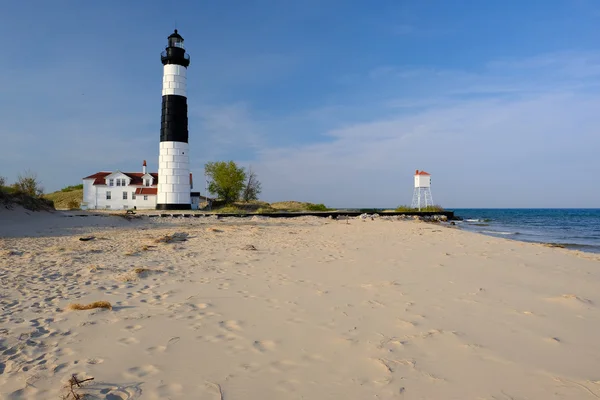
[414,170,431,188]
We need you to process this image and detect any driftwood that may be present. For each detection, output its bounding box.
[63,374,94,399]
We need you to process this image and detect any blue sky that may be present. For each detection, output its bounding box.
[1,0,599,208]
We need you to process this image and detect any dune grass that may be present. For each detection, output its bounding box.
[44,189,83,210]
[395,205,445,212]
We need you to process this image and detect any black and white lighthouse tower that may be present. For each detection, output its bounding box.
[157,29,191,210]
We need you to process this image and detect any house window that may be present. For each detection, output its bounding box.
[109,179,114,186]
[144,179,150,187]
[132,192,136,200]
[123,191,127,200]
[122,179,127,186]
[143,195,148,201]
[106,191,111,200]
[116,179,121,186]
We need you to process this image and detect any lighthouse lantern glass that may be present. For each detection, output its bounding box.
[169,37,185,49]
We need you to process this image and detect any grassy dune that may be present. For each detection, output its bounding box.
[43,189,83,210]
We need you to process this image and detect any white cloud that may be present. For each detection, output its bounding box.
[233,51,600,208]
[254,92,600,208]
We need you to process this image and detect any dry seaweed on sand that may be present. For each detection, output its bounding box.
[154,232,189,243]
[116,267,160,282]
[67,301,112,311]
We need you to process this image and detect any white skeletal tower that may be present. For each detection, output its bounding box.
[411,170,434,210]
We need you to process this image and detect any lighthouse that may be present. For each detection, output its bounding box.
[157,29,191,210]
[411,170,434,210]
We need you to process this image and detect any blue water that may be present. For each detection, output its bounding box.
[450,209,600,253]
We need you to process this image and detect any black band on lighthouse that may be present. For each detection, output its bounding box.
[160,95,188,143]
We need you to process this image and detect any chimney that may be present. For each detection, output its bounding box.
[143,160,147,174]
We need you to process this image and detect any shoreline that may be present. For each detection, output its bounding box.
[4,208,599,255]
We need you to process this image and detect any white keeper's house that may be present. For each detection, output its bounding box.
[82,160,202,210]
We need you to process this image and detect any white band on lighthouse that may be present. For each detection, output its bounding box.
[157,141,190,205]
[162,64,187,97]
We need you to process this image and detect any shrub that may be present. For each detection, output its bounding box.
[217,205,248,214]
[305,203,329,211]
[61,184,83,192]
[395,205,445,212]
[13,170,44,197]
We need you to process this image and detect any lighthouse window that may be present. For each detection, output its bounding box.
[106,191,112,200]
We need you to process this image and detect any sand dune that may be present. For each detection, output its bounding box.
[1,212,600,399]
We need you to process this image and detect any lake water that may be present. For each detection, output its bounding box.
[451,209,600,253]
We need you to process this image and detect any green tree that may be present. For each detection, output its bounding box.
[242,167,262,202]
[13,170,44,197]
[204,161,246,204]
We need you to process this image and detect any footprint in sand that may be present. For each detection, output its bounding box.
[145,345,167,354]
[123,325,143,332]
[238,362,261,373]
[124,364,160,378]
[102,386,142,400]
[157,383,183,396]
[286,317,306,325]
[397,318,419,329]
[269,360,298,373]
[198,333,238,343]
[545,337,562,345]
[253,340,277,353]
[118,337,140,345]
[219,320,244,332]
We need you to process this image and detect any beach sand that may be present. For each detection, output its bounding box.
[1,209,600,399]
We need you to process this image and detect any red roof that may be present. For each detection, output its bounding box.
[135,187,158,195]
[83,172,158,185]
[415,170,431,176]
